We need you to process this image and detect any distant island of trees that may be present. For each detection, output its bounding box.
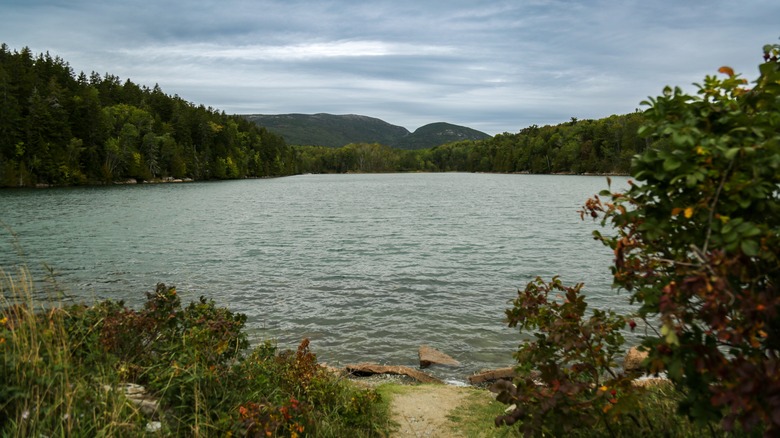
[0,44,650,188]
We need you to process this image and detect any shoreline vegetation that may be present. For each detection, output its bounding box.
[14,171,631,190]
[3,42,778,436]
[0,270,746,437]
[0,268,391,437]
[2,43,644,189]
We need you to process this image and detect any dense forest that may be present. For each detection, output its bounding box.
[0,44,650,187]
[0,44,294,187]
[292,113,649,175]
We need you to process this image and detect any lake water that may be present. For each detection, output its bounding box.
[0,173,636,382]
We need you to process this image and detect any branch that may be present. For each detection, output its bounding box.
[702,157,735,254]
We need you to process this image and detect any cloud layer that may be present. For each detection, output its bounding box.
[2,0,778,134]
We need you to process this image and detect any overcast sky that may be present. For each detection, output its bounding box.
[2,1,778,135]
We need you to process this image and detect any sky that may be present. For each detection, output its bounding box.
[1,1,778,135]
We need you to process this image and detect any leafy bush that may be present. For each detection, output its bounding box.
[495,43,780,436]
[493,276,632,436]
[585,44,780,433]
[1,274,389,437]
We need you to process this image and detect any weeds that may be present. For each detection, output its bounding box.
[0,268,389,436]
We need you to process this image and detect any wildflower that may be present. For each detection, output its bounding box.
[0,316,7,325]
[684,207,694,219]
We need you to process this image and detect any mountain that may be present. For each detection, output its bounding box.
[242,113,491,149]
[397,122,491,150]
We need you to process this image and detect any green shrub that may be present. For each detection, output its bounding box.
[585,44,780,433]
[496,43,779,436]
[1,273,389,437]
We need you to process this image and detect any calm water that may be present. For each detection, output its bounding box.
[0,173,635,382]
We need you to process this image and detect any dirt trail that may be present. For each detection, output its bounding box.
[388,384,479,437]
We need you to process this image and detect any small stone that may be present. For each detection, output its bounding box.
[624,346,649,372]
[121,383,159,417]
[468,367,517,385]
[418,345,460,368]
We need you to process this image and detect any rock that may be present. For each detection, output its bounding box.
[345,363,443,384]
[624,346,649,372]
[631,376,670,388]
[418,345,460,368]
[145,421,162,433]
[319,362,343,376]
[468,367,517,385]
[121,383,159,417]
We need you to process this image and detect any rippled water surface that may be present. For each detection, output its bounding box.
[1,173,633,380]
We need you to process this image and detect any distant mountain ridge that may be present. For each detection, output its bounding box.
[242,113,491,149]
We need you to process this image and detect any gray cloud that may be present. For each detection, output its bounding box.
[2,0,778,135]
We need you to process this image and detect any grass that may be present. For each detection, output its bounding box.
[1,265,763,437]
[0,267,146,436]
[0,267,391,437]
[447,387,522,438]
[376,379,759,438]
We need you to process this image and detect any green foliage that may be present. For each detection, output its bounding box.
[0,43,293,187]
[1,271,389,437]
[495,43,778,437]
[0,43,646,183]
[0,269,147,436]
[583,44,780,433]
[243,114,490,150]
[493,277,637,436]
[291,112,647,175]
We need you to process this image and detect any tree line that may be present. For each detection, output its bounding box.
[1,44,652,187]
[291,113,650,175]
[0,44,294,187]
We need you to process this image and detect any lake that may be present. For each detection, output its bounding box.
[0,173,636,382]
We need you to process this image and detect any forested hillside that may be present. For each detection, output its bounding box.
[292,113,649,175]
[244,113,491,149]
[0,44,293,187]
[1,44,649,187]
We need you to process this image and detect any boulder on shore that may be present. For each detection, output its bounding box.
[418,345,460,368]
[345,363,443,384]
[624,346,649,372]
[468,367,517,385]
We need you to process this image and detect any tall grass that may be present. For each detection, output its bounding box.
[0,267,146,436]
[0,268,390,436]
